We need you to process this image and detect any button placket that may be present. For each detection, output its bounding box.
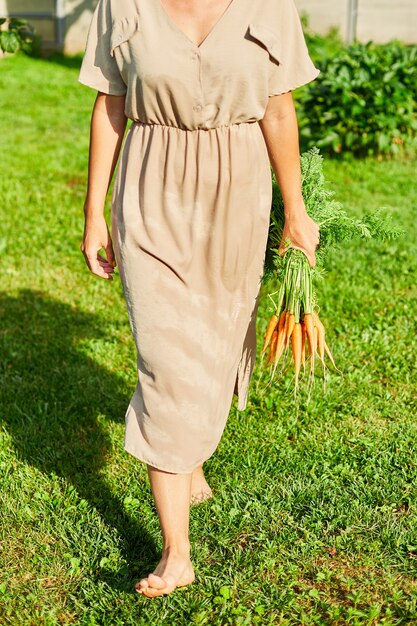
[192,48,204,116]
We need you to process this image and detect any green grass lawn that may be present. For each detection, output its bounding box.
[1,54,417,626]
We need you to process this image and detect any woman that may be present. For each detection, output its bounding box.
[79,0,320,598]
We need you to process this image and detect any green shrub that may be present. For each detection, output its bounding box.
[0,17,40,56]
[298,40,417,158]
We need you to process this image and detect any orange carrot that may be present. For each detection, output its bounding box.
[267,330,278,365]
[261,313,278,355]
[285,313,295,347]
[270,310,287,367]
[324,340,337,369]
[272,337,286,377]
[300,321,306,370]
[304,313,315,374]
[278,309,287,332]
[271,320,288,378]
[313,311,325,365]
[291,322,302,393]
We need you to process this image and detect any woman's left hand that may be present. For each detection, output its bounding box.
[278,204,320,268]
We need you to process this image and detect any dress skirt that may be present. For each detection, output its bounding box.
[111,120,273,473]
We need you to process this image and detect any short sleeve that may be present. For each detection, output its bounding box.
[78,0,127,96]
[249,0,320,97]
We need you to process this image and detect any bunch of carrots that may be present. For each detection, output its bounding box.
[261,147,401,397]
[261,248,336,395]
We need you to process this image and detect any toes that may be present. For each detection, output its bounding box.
[147,573,168,589]
[134,579,148,594]
[134,573,170,596]
[135,580,164,598]
[135,569,192,597]
[148,574,176,593]
[138,574,177,598]
[141,586,167,598]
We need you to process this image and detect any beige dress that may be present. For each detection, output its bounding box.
[79,0,319,473]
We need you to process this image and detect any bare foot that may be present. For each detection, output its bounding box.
[135,547,195,598]
[191,465,213,505]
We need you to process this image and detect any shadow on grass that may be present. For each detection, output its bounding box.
[0,289,157,592]
[42,52,83,69]
[31,52,83,69]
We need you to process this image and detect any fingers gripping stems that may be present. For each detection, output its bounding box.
[81,216,116,280]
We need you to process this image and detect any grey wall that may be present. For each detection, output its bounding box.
[295,0,417,44]
[62,0,97,54]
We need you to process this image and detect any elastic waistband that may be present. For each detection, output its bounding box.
[130,120,259,133]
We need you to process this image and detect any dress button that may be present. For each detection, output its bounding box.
[193,104,203,112]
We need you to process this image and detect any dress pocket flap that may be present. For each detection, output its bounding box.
[110,15,140,56]
[247,23,281,65]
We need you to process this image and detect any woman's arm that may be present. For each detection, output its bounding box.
[259,92,319,267]
[81,92,127,279]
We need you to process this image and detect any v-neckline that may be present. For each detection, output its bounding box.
[156,0,238,50]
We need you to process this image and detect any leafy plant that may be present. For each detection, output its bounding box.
[0,17,40,56]
[264,147,402,280]
[298,41,417,158]
[261,148,402,395]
